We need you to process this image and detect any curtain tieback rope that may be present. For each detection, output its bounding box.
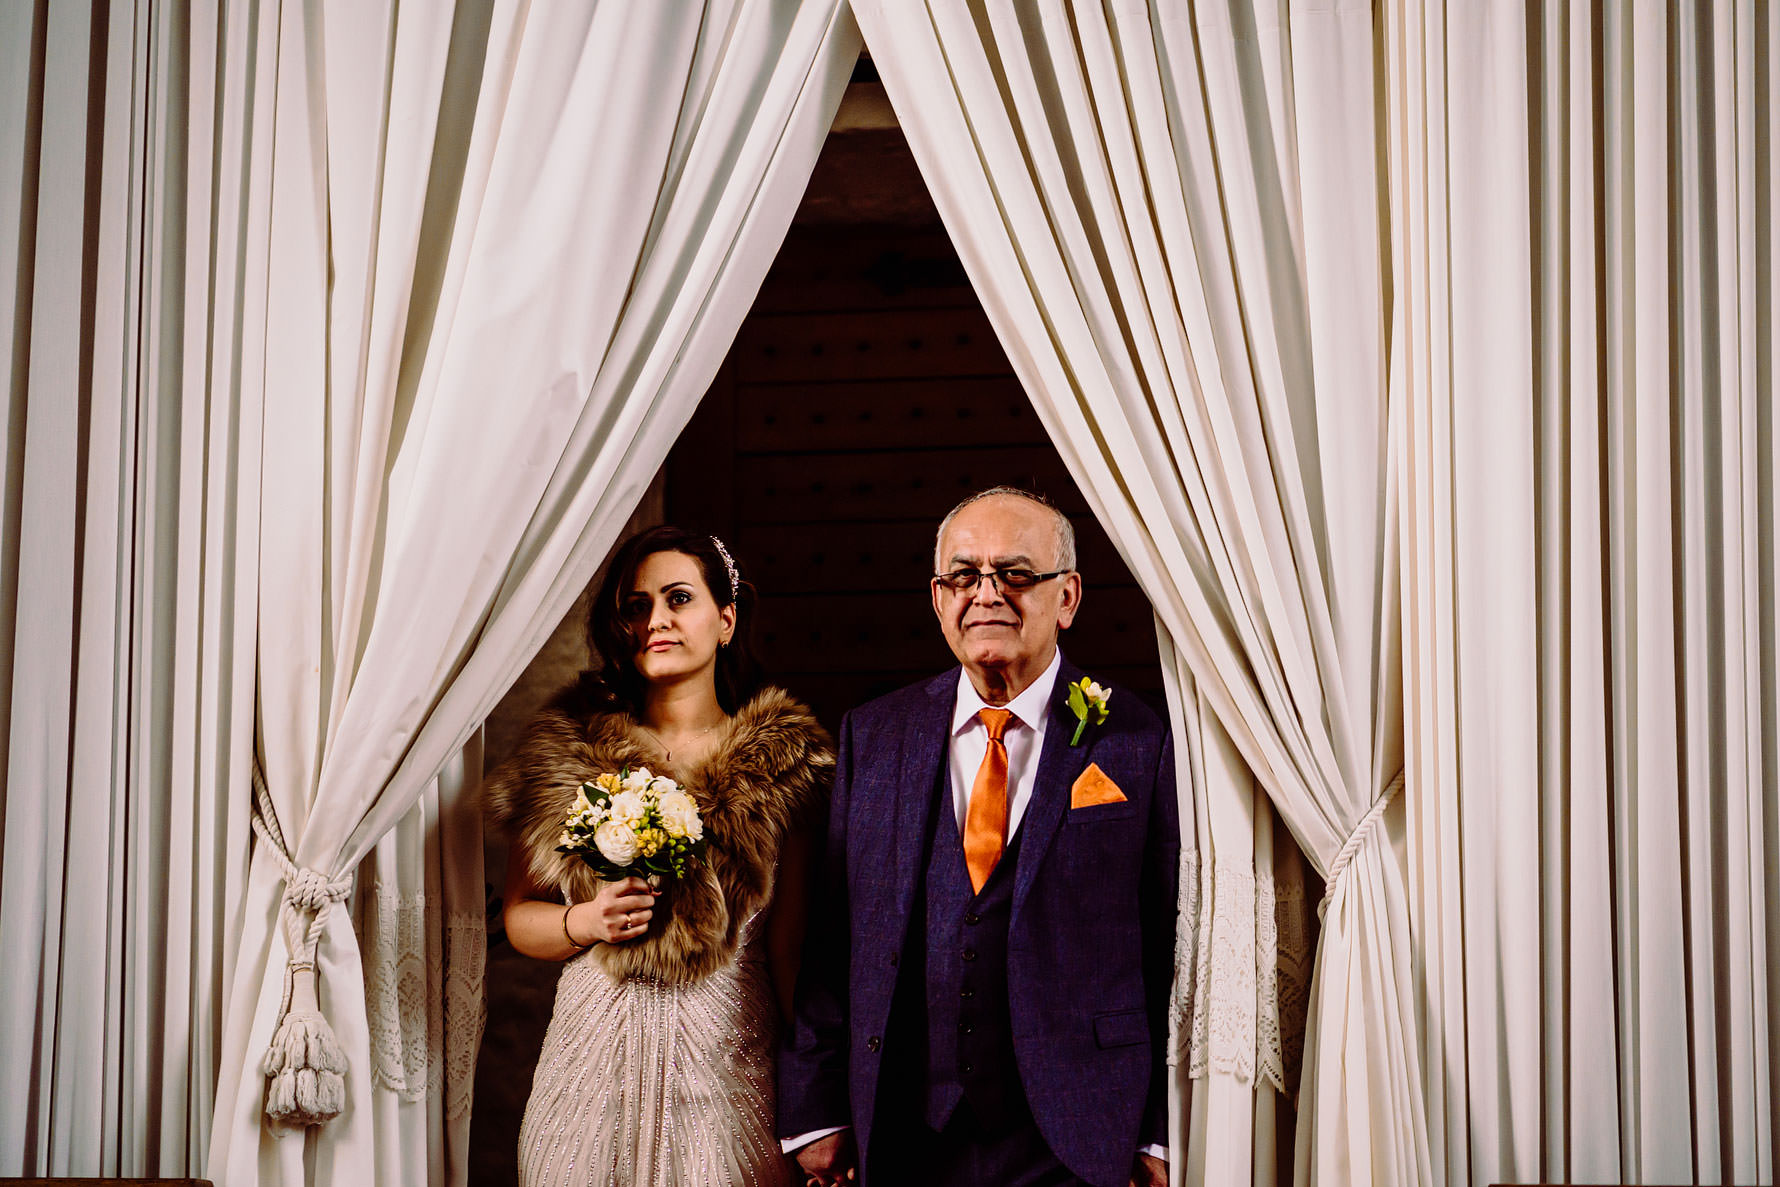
[250,761,355,1127]
[1316,769,1405,921]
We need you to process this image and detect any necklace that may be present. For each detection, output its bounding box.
[638,720,722,763]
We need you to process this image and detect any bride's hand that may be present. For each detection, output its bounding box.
[578,876,658,943]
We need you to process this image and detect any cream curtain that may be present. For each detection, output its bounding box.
[206,3,859,1185]
[1167,665,1315,1187]
[0,2,258,1175]
[0,5,499,1179]
[1392,2,1779,1184]
[349,749,488,1187]
[0,0,856,1180]
[851,1,1423,1183]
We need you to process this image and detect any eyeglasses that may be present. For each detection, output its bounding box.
[931,567,1071,594]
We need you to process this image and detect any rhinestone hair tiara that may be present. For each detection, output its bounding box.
[710,535,739,599]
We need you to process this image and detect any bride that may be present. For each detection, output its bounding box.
[484,526,832,1186]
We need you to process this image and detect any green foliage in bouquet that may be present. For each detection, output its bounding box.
[556,767,707,883]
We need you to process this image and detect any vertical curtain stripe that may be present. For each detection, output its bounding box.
[1400,3,1778,1183]
[0,2,260,1175]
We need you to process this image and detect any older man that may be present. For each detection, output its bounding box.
[779,487,1177,1187]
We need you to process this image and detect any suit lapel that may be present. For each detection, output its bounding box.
[890,669,956,923]
[1012,655,1094,919]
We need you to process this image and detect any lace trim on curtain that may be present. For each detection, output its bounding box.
[1197,861,1257,1081]
[358,886,487,1118]
[444,907,486,1121]
[1169,849,1200,1067]
[1257,871,1313,1093]
[1256,870,1281,1089]
[1273,861,1312,1092]
[1168,850,1312,1092]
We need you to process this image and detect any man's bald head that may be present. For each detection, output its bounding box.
[933,486,1076,574]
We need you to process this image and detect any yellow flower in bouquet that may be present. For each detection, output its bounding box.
[557,766,707,882]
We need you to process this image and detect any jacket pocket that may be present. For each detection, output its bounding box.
[1065,799,1140,824]
[1093,1008,1149,1049]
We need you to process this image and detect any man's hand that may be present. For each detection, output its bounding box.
[794,1130,858,1187]
[1128,1151,1166,1187]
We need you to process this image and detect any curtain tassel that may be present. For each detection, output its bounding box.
[252,765,356,1127]
[1316,769,1405,921]
[261,962,349,1123]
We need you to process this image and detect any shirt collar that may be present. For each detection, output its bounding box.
[951,649,1063,736]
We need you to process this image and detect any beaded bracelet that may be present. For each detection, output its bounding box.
[562,904,592,951]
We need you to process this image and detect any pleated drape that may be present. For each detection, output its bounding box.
[0,2,258,1175]
[1166,653,1315,1187]
[205,3,861,1185]
[1391,3,1779,1184]
[0,5,488,1180]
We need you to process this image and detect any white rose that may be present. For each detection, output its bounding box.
[621,767,653,793]
[594,820,640,866]
[1085,680,1110,704]
[608,788,648,827]
[656,789,703,841]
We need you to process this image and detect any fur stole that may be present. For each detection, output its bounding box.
[483,679,833,985]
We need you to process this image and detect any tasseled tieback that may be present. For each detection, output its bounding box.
[1316,769,1405,922]
[251,762,355,1128]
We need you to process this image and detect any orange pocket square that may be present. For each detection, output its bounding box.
[1070,763,1127,809]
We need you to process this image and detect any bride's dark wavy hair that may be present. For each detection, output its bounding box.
[586,525,763,716]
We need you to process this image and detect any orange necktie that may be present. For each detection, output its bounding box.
[963,707,1014,893]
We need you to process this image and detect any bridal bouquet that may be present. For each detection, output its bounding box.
[557,767,707,882]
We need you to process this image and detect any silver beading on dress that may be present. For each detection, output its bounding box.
[516,916,790,1186]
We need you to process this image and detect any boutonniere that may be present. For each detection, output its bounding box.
[1065,676,1111,746]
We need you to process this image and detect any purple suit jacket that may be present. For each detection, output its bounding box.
[778,655,1179,1186]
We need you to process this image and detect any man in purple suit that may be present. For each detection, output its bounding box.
[779,487,1177,1187]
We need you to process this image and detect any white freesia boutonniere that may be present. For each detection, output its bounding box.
[1066,676,1111,746]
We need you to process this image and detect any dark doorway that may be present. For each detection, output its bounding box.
[666,225,1164,735]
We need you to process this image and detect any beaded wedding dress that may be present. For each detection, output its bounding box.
[516,916,791,1187]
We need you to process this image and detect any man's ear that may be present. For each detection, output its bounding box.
[1055,572,1082,630]
[931,579,948,623]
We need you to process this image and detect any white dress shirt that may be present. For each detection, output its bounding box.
[946,648,1061,838]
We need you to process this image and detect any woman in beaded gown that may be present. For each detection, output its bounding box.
[484,527,832,1187]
